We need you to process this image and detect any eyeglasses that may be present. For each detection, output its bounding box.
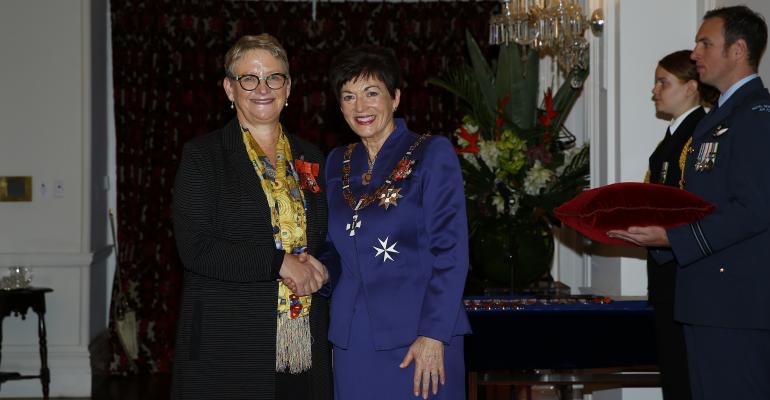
[230,73,288,91]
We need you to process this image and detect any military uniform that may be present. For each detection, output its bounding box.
[645,106,704,400]
[652,77,770,399]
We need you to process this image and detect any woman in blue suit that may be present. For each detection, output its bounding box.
[323,46,471,399]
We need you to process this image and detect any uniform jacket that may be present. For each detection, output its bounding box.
[653,78,770,330]
[171,118,332,400]
[325,119,471,350]
[646,107,706,304]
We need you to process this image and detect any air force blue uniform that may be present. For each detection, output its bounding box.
[324,119,471,399]
[652,77,770,399]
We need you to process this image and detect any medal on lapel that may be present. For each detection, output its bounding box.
[295,159,321,193]
[713,124,729,137]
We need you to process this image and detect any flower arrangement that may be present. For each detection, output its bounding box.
[429,31,590,290]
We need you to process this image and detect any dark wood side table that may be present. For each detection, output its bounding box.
[0,287,52,399]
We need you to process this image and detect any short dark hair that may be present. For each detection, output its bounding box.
[704,5,768,69]
[658,50,719,106]
[328,45,402,101]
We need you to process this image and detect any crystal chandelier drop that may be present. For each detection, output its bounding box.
[489,0,590,72]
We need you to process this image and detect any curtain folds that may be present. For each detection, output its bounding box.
[109,0,496,374]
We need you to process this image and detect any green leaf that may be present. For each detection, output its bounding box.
[427,66,496,140]
[502,48,539,130]
[495,43,517,103]
[465,30,497,118]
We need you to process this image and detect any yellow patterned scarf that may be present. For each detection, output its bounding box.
[242,125,312,374]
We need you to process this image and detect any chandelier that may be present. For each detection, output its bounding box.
[489,0,591,72]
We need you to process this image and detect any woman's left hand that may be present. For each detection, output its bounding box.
[399,336,445,399]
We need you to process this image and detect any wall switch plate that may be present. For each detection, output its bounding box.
[39,180,49,198]
[53,179,64,198]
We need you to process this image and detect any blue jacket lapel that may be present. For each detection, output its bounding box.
[694,77,766,140]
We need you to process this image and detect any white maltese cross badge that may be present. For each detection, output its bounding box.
[373,236,399,262]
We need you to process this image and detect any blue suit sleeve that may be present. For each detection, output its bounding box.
[416,137,469,343]
[669,106,770,266]
[316,234,341,297]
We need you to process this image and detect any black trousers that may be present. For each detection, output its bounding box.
[651,301,691,400]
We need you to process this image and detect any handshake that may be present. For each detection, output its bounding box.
[279,252,329,296]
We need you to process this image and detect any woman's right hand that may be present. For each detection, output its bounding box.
[279,254,325,296]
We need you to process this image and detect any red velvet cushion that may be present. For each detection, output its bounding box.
[554,182,716,245]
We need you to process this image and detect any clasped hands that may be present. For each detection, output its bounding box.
[279,252,328,296]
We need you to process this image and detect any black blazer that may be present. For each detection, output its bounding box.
[171,118,331,400]
[646,107,706,303]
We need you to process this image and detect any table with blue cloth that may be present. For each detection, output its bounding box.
[464,296,659,399]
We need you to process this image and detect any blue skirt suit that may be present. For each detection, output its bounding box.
[324,119,471,399]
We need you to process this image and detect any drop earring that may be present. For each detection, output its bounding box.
[230,102,234,110]
[285,101,289,107]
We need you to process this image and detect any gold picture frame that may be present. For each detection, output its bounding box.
[0,176,32,201]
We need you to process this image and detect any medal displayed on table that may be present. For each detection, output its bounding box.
[341,135,428,237]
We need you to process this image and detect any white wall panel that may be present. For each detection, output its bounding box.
[0,0,86,253]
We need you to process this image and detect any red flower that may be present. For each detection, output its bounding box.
[455,125,480,154]
[538,88,559,129]
[294,160,321,193]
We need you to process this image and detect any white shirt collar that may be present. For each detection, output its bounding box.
[669,106,700,134]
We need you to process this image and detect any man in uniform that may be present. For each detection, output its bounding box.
[608,6,770,399]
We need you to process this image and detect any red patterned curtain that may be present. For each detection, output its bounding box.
[109,0,497,374]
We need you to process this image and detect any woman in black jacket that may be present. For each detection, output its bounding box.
[171,34,332,400]
[646,49,717,400]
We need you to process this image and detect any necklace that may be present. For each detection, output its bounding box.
[341,134,428,237]
[362,152,377,186]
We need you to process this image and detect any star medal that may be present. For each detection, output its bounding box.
[378,188,403,210]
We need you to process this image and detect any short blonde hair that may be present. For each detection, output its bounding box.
[224,34,290,78]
